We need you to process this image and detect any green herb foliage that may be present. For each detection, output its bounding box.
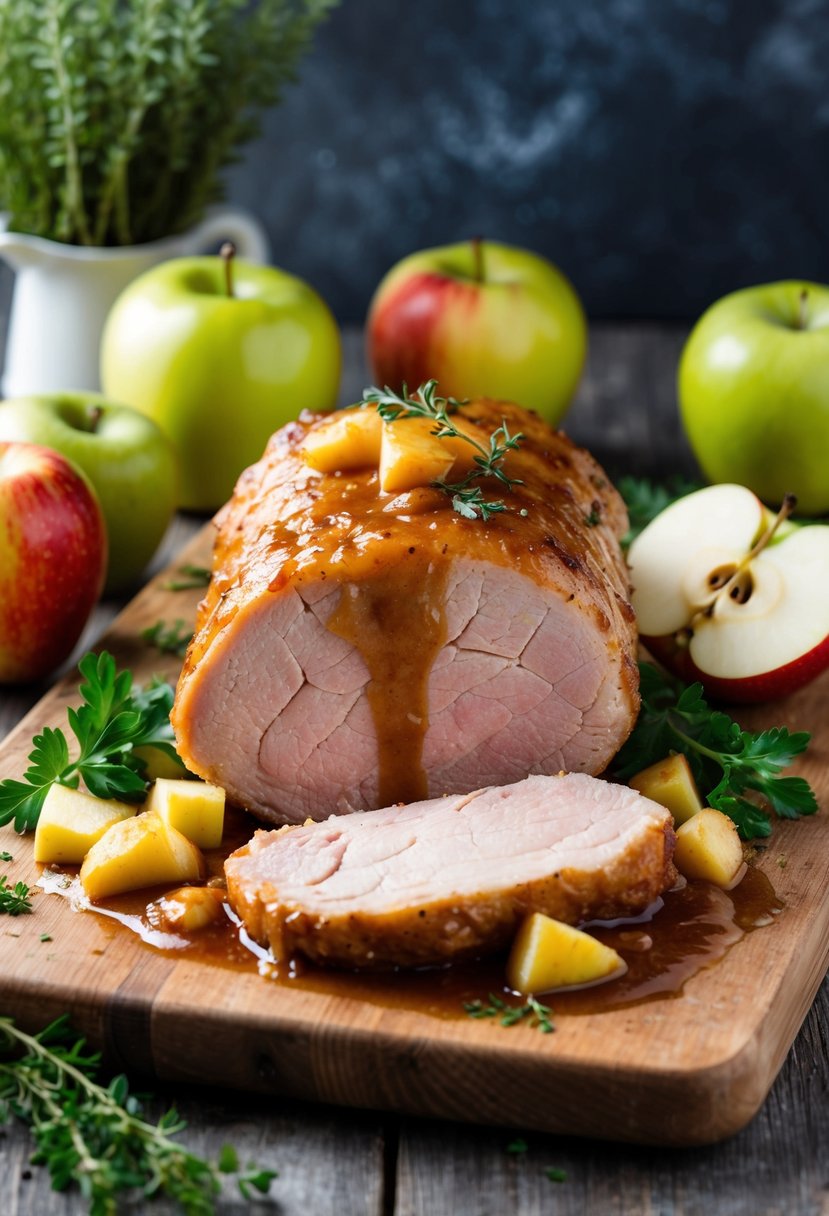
[0,651,180,833]
[0,0,335,246]
[617,475,701,549]
[360,381,524,521]
[463,992,554,1034]
[614,663,817,839]
[0,875,32,916]
[546,1167,567,1183]
[163,565,212,592]
[0,1015,277,1213]
[142,619,194,659]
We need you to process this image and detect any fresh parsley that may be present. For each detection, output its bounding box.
[614,663,817,839]
[0,874,32,916]
[618,475,701,549]
[0,1015,277,1212]
[463,992,554,1034]
[162,564,211,591]
[359,380,524,521]
[0,651,181,833]
[142,619,194,659]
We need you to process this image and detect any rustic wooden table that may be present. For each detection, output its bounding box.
[0,324,827,1215]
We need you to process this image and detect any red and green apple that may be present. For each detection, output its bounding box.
[367,239,587,427]
[0,393,177,592]
[0,442,106,684]
[100,249,342,511]
[679,281,829,516]
[627,483,829,703]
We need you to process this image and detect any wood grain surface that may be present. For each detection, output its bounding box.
[1,325,827,1214]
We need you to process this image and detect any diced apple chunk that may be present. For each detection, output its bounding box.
[506,912,625,995]
[302,409,383,473]
[33,784,137,865]
[673,808,746,889]
[628,753,704,826]
[80,813,205,902]
[132,744,186,781]
[379,417,457,493]
[148,885,226,933]
[144,778,225,848]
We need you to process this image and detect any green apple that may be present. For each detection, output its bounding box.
[0,393,177,592]
[367,239,587,426]
[100,251,342,511]
[679,281,829,516]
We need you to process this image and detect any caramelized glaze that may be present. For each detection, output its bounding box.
[328,555,448,805]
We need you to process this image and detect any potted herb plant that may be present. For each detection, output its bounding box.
[0,0,335,395]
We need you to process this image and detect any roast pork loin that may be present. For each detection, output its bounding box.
[172,399,639,824]
[224,773,676,969]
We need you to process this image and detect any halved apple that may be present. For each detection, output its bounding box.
[627,484,829,702]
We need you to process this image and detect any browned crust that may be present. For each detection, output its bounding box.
[225,820,676,971]
[172,399,640,790]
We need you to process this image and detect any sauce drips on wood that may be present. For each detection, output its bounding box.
[327,556,448,805]
[40,813,783,1022]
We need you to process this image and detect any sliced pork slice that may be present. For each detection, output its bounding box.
[172,399,639,824]
[224,773,676,969]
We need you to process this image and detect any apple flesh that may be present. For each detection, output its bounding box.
[628,483,829,702]
[367,240,587,427]
[0,442,106,683]
[101,254,341,511]
[0,393,177,592]
[679,280,829,516]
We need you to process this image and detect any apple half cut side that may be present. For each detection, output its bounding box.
[627,483,829,703]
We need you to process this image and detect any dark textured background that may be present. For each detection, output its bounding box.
[224,0,829,323]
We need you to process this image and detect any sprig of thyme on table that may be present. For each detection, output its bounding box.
[360,380,525,521]
[614,663,817,839]
[162,565,211,592]
[0,1015,276,1213]
[0,651,180,833]
[463,992,554,1034]
[142,619,194,659]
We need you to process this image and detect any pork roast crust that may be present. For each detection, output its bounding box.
[172,399,639,823]
[224,773,676,970]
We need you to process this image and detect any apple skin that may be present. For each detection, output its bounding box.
[100,256,342,511]
[0,393,177,593]
[0,443,106,683]
[678,281,829,516]
[643,631,829,705]
[367,240,587,427]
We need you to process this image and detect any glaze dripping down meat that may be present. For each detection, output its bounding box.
[172,399,639,824]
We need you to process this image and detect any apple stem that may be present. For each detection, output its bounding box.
[221,241,236,298]
[470,236,485,283]
[86,406,103,434]
[746,492,797,561]
[798,289,809,330]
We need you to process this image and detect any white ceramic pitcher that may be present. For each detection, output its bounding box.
[0,207,270,398]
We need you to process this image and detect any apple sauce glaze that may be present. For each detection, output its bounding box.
[38,807,783,1020]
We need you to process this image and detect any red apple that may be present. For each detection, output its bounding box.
[627,483,829,703]
[367,239,587,427]
[0,443,107,683]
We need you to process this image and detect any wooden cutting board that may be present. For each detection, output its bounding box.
[1,526,828,1148]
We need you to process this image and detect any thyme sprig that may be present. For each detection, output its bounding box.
[463,992,554,1034]
[360,380,524,521]
[162,565,211,592]
[0,1015,276,1213]
[142,619,194,659]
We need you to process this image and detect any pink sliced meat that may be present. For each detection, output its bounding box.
[224,773,676,969]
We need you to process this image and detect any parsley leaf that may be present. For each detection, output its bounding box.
[614,663,817,838]
[142,618,193,659]
[0,652,180,833]
[0,875,32,916]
